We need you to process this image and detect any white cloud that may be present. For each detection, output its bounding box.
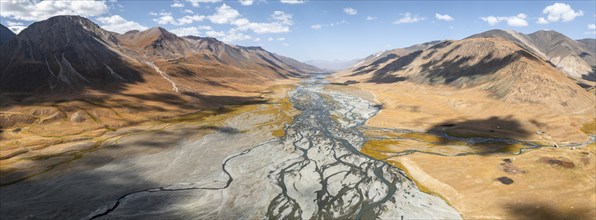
[280,0,304,4]
[243,22,289,34]
[239,0,254,6]
[0,0,109,21]
[170,27,200,36]
[171,2,185,8]
[311,20,347,30]
[344,7,357,15]
[589,24,596,30]
[185,0,221,7]
[537,3,583,24]
[272,11,293,25]
[435,13,454,21]
[154,14,205,26]
[393,12,425,24]
[97,15,147,34]
[228,10,293,34]
[276,37,285,41]
[537,17,549,24]
[7,21,23,26]
[366,16,377,21]
[7,25,26,34]
[183,9,194,14]
[206,30,225,38]
[209,28,253,43]
[481,13,528,27]
[208,4,240,24]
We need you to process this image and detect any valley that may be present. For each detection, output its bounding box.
[1,5,595,219]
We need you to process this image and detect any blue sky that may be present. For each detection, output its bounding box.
[1,0,595,61]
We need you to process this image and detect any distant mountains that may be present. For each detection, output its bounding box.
[340,31,595,112]
[0,16,321,94]
[304,59,360,72]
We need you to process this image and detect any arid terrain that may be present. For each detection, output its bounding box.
[329,30,596,219]
[1,9,595,220]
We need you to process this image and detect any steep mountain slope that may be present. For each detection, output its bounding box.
[0,15,319,95]
[0,24,15,46]
[119,27,197,58]
[183,36,320,77]
[349,38,593,112]
[468,29,595,81]
[0,16,145,93]
[577,38,596,54]
[343,40,441,77]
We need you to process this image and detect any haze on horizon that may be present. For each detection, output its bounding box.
[1,0,595,61]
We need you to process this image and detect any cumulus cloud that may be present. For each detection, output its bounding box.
[589,24,596,30]
[311,24,322,29]
[97,15,147,34]
[154,14,205,26]
[0,0,109,21]
[183,9,194,14]
[481,13,528,27]
[171,2,185,8]
[170,27,200,36]
[537,3,583,24]
[393,12,425,24]
[6,21,26,33]
[185,0,221,7]
[435,13,454,21]
[208,4,240,24]
[239,0,253,6]
[280,0,304,4]
[209,6,293,34]
[366,16,377,21]
[344,7,357,15]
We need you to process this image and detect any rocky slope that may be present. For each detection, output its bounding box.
[0,16,145,93]
[340,37,594,113]
[344,40,441,77]
[0,15,320,94]
[0,24,15,46]
[468,29,595,81]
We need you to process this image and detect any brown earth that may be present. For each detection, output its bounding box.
[327,78,595,219]
[0,81,298,186]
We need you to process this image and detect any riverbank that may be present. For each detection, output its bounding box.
[326,79,596,219]
[0,82,297,186]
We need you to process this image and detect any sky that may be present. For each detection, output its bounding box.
[1,0,595,61]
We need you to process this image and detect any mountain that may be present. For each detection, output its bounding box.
[577,38,596,56]
[183,36,320,77]
[345,40,442,77]
[342,37,593,112]
[304,59,360,72]
[0,24,15,46]
[0,16,144,93]
[0,15,320,94]
[468,29,595,81]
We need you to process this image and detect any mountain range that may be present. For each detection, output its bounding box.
[338,30,595,112]
[0,16,320,95]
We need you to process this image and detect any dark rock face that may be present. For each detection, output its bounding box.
[0,16,143,93]
[0,24,16,46]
